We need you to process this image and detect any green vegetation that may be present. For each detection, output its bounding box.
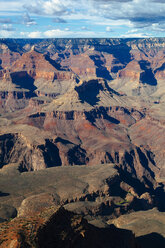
[115,199,129,206]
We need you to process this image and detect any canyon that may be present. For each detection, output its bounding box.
[0,38,165,247]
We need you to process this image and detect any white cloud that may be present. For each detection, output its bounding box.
[81,26,88,30]
[106,26,112,32]
[43,29,71,38]
[0,1,24,11]
[20,31,42,38]
[126,29,139,34]
[43,0,67,15]
[19,28,105,38]
[0,24,15,31]
[0,30,15,38]
[151,23,165,32]
[1,0,165,37]
[95,0,165,28]
[20,29,71,38]
[121,32,150,38]
[43,29,106,38]
[24,0,70,16]
[28,31,42,38]
[23,0,165,30]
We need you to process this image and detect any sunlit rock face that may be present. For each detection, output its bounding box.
[0,39,165,237]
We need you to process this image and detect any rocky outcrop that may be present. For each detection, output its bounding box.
[0,43,20,68]
[0,133,64,171]
[118,61,141,82]
[0,101,158,191]
[0,38,164,244]
[0,207,139,248]
[0,204,17,223]
[0,162,159,224]
[0,91,30,100]
[0,38,165,109]
[110,208,165,248]
[61,52,97,78]
[10,49,75,82]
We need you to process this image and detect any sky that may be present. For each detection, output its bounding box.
[0,0,165,38]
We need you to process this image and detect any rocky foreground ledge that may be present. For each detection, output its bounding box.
[0,207,139,248]
[0,163,165,247]
[0,163,159,223]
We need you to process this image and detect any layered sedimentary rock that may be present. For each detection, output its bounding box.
[10,48,75,82]
[110,208,165,248]
[0,40,164,176]
[0,43,20,68]
[0,39,164,244]
[0,207,139,248]
[0,162,158,229]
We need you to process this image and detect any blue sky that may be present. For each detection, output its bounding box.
[0,0,165,38]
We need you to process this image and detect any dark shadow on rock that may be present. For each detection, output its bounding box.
[75,79,104,105]
[0,191,10,197]
[139,60,157,86]
[116,157,165,212]
[67,145,87,165]
[58,53,65,59]
[108,179,127,198]
[2,39,40,53]
[18,164,29,173]
[0,133,16,168]
[0,59,2,69]
[124,150,137,176]
[17,231,31,248]
[0,205,17,222]
[36,207,138,248]
[137,232,165,248]
[72,44,80,55]
[111,65,124,73]
[95,43,132,66]
[154,183,165,212]
[116,165,147,196]
[75,79,120,106]
[146,150,156,166]
[45,54,63,71]
[27,112,46,128]
[11,71,37,97]
[103,80,121,96]
[84,107,120,125]
[55,137,74,145]
[99,107,120,124]
[136,147,155,179]
[90,55,113,80]
[29,112,46,118]
[39,139,62,167]
[52,41,66,53]
[142,176,154,192]
[154,62,165,73]
[0,217,6,223]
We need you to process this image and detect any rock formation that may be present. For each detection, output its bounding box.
[0,38,164,246]
[0,207,139,248]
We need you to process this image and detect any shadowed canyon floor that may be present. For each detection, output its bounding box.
[0,38,165,247]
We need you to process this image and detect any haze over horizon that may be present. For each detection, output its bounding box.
[0,0,165,39]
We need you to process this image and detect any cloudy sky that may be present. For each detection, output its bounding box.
[0,0,165,38]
